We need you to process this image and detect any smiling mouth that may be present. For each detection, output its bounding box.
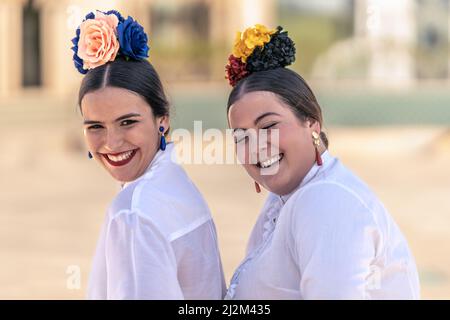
[257,153,284,169]
[101,149,138,167]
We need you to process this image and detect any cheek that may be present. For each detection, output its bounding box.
[278,125,311,156]
[128,123,158,148]
[289,133,314,165]
[84,131,102,150]
[270,125,291,153]
[235,142,251,164]
[243,163,259,181]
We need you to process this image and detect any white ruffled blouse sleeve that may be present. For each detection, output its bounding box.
[104,209,184,299]
[290,182,383,299]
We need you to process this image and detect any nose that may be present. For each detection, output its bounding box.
[103,127,124,152]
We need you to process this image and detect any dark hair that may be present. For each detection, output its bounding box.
[227,68,328,148]
[78,56,170,134]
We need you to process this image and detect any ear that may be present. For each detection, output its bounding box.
[157,115,170,133]
[308,119,321,133]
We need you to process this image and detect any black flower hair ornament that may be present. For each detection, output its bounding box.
[225,25,296,86]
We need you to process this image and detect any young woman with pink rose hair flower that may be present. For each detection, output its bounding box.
[71,10,225,299]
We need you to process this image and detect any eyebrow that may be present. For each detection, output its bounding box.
[83,113,142,125]
[232,112,281,133]
[254,112,281,125]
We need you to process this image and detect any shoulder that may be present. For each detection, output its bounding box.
[109,163,212,241]
[295,180,372,210]
[284,181,385,260]
[134,162,211,216]
[109,160,207,211]
[285,181,382,234]
[287,155,390,229]
[107,177,161,216]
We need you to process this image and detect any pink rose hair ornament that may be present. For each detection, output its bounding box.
[71,10,149,74]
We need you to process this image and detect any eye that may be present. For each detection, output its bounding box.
[261,122,278,130]
[233,129,248,144]
[87,124,103,130]
[234,135,249,144]
[120,119,138,126]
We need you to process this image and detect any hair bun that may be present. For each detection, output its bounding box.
[225,25,296,86]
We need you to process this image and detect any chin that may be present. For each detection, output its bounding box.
[100,154,145,183]
[262,174,300,196]
[110,172,129,183]
[265,184,290,196]
[106,168,138,183]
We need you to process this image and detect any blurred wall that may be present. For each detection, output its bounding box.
[0,0,276,99]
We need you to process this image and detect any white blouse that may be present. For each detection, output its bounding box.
[87,143,226,299]
[226,151,420,300]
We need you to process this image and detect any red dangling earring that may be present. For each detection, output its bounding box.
[312,131,323,166]
[254,181,261,193]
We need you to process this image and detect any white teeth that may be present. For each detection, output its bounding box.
[106,150,133,162]
[260,154,282,168]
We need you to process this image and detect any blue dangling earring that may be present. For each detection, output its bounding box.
[159,126,166,151]
[88,151,93,159]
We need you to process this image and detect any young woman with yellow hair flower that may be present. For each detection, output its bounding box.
[224,24,420,300]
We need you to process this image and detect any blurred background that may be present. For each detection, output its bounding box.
[0,0,449,299]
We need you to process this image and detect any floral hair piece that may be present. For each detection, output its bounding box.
[225,24,296,86]
[71,10,149,74]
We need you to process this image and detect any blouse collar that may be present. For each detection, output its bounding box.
[279,150,332,204]
[121,142,175,189]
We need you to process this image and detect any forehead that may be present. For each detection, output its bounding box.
[81,86,151,120]
[228,91,289,128]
